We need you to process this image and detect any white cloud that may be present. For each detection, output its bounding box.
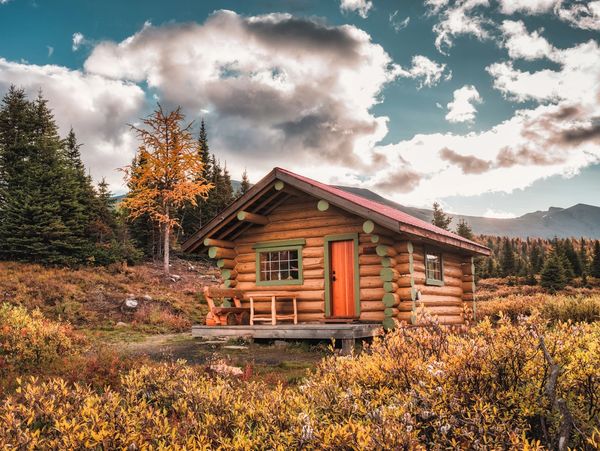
[46,46,54,58]
[500,20,556,60]
[72,32,85,51]
[498,0,600,31]
[389,11,410,32]
[0,58,146,189]
[483,208,517,218]
[339,0,373,18]
[445,85,482,123]
[84,11,400,180]
[487,40,600,103]
[397,55,451,88]
[426,0,492,54]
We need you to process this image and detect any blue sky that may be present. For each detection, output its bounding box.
[0,0,599,217]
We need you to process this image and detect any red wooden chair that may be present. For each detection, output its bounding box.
[203,287,250,326]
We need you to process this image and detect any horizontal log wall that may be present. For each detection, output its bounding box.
[411,245,464,325]
[225,197,385,321]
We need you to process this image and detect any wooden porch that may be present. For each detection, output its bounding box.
[192,323,384,354]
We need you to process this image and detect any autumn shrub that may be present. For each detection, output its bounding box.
[478,294,600,323]
[0,304,82,376]
[1,316,598,449]
[132,303,191,333]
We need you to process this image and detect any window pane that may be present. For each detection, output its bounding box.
[258,249,300,282]
[426,252,442,282]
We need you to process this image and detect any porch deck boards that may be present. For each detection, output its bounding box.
[191,323,383,340]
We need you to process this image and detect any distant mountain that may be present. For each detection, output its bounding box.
[337,186,600,239]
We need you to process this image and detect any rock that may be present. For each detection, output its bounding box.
[115,321,128,328]
[223,345,248,350]
[273,340,288,348]
[209,361,244,377]
[169,274,181,282]
[141,294,153,302]
[124,299,138,309]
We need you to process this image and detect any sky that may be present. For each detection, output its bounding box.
[0,0,599,217]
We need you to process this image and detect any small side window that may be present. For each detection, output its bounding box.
[253,239,305,286]
[425,251,444,286]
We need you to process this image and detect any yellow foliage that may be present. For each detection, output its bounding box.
[0,315,598,449]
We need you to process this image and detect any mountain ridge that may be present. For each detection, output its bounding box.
[336,186,600,239]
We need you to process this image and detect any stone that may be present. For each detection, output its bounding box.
[169,274,182,282]
[115,321,128,328]
[209,361,244,377]
[124,299,138,309]
[223,345,248,350]
[141,294,153,302]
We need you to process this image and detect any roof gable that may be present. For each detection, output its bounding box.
[182,167,490,256]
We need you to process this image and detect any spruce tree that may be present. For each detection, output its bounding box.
[579,238,589,275]
[431,202,452,230]
[239,169,251,195]
[455,218,473,240]
[562,239,582,276]
[591,240,600,279]
[500,238,515,277]
[540,252,567,292]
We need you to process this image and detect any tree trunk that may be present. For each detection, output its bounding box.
[163,210,170,275]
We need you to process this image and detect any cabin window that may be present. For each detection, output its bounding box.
[425,250,444,286]
[253,239,305,286]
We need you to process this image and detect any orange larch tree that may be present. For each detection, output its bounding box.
[122,105,213,274]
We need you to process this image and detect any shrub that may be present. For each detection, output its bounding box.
[478,294,600,324]
[0,316,598,449]
[0,304,82,375]
[132,304,191,333]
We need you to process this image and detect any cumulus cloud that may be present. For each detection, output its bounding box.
[339,0,373,18]
[498,0,600,31]
[0,58,145,189]
[84,11,400,175]
[72,32,85,51]
[445,85,482,123]
[397,55,450,88]
[426,0,492,54]
[500,20,556,60]
[389,11,410,32]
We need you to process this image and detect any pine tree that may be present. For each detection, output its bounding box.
[591,240,600,279]
[540,252,567,292]
[431,202,452,230]
[579,238,589,275]
[455,219,473,240]
[562,239,582,276]
[0,89,93,265]
[499,238,515,277]
[239,169,251,195]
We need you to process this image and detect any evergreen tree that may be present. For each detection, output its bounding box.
[591,240,600,279]
[499,238,515,277]
[239,169,251,195]
[579,238,589,275]
[540,252,567,292]
[431,202,452,230]
[455,219,473,240]
[0,89,92,265]
[562,239,582,276]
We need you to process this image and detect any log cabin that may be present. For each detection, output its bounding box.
[183,167,490,334]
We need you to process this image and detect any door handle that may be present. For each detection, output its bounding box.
[331,270,336,282]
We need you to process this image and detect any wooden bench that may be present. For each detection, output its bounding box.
[249,291,298,326]
[203,287,250,326]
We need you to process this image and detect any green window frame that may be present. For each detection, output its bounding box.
[323,233,360,317]
[425,248,444,286]
[253,239,305,286]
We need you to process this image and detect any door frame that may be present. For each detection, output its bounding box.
[324,233,360,318]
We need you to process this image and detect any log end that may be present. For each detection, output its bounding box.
[317,200,330,211]
[362,220,375,234]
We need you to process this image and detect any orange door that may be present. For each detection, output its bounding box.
[329,240,356,318]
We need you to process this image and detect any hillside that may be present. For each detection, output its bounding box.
[338,186,600,239]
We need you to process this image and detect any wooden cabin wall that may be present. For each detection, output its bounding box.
[410,245,465,325]
[218,196,386,323]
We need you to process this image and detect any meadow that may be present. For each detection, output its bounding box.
[1,262,599,449]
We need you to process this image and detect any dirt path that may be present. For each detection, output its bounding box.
[120,333,329,383]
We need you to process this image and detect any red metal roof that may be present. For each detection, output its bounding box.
[274,167,488,253]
